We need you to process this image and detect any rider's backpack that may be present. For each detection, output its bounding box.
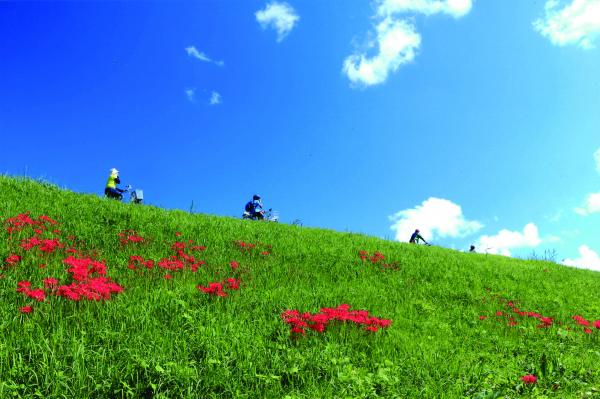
[245,201,254,213]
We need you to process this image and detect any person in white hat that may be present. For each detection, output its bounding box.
[104,168,125,200]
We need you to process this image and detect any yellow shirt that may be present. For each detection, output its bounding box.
[106,174,118,189]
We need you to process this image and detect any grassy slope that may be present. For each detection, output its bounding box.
[0,176,599,399]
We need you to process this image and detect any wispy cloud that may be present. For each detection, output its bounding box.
[595,147,600,173]
[575,192,600,215]
[185,46,224,66]
[343,0,473,87]
[563,245,600,271]
[210,91,222,105]
[255,2,299,42]
[343,18,421,87]
[376,0,473,18]
[476,223,542,256]
[534,0,600,49]
[389,197,483,242]
[185,88,195,102]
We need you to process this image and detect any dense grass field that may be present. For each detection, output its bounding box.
[1,176,600,398]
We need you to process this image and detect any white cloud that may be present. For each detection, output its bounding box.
[476,223,542,256]
[377,0,473,18]
[210,91,222,105]
[575,192,600,215]
[185,46,224,66]
[534,0,600,49]
[595,147,600,173]
[185,88,195,102]
[344,0,473,87]
[343,18,421,86]
[563,245,600,271]
[389,197,483,242]
[255,2,299,42]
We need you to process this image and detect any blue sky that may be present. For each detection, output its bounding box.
[1,0,599,269]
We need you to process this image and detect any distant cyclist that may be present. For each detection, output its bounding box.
[409,229,429,245]
[244,194,264,220]
[105,168,125,200]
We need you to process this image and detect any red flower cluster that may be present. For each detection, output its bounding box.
[358,250,400,270]
[127,239,206,276]
[521,374,537,384]
[118,230,145,245]
[20,237,64,254]
[5,254,21,266]
[128,255,155,270]
[481,294,600,334]
[281,304,392,336]
[17,280,46,301]
[236,241,270,255]
[19,306,33,314]
[197,278,241,297]
[4,213,58,235]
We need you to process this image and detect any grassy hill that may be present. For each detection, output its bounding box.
[1,176,599,398]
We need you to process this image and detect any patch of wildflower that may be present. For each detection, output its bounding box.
[128,255,155,270]
[197,278,241,297]
[521,374,537,384]
[20,237,64,254]
[480,294,600,334]
[236,240,271,255]
[4,213,58,235]
[281,304,392,336]
[19,306,33,314]
[118,230,145,245]
[5,254,21,266]
[358,250,400,270]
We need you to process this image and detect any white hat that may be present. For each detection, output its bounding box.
[110,168,119,176]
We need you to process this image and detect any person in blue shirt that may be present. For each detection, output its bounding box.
[409,229,429,245]
[245,195,264,220]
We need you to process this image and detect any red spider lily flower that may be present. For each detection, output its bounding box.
[19,306,33,314]
[39,263,46,269]
[5,254,21,266]
[163,274,173,280]
[309,323,326,333]
[593,320,600,329]
[175,232,182,237]
[479,315,487,320]
[573,315,590,327]
[157,257,184,271]
[521,375,537,384]
[43,278,59,288]
[197,282,227,297]
[172,242,186,251]
[56,277,124,302]
[225,278,240,290]
[38,215,58,225]
[584,328,593,334]
[230,261,239,269]
[25,289,46,302]
[191,245,207,251]
[260,251,270,255]
[495,311,503,316]
[290,326,305,335]
[508,321,518,327]
[281,304,391,337]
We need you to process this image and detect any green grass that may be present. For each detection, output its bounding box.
[1,175,600,398]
